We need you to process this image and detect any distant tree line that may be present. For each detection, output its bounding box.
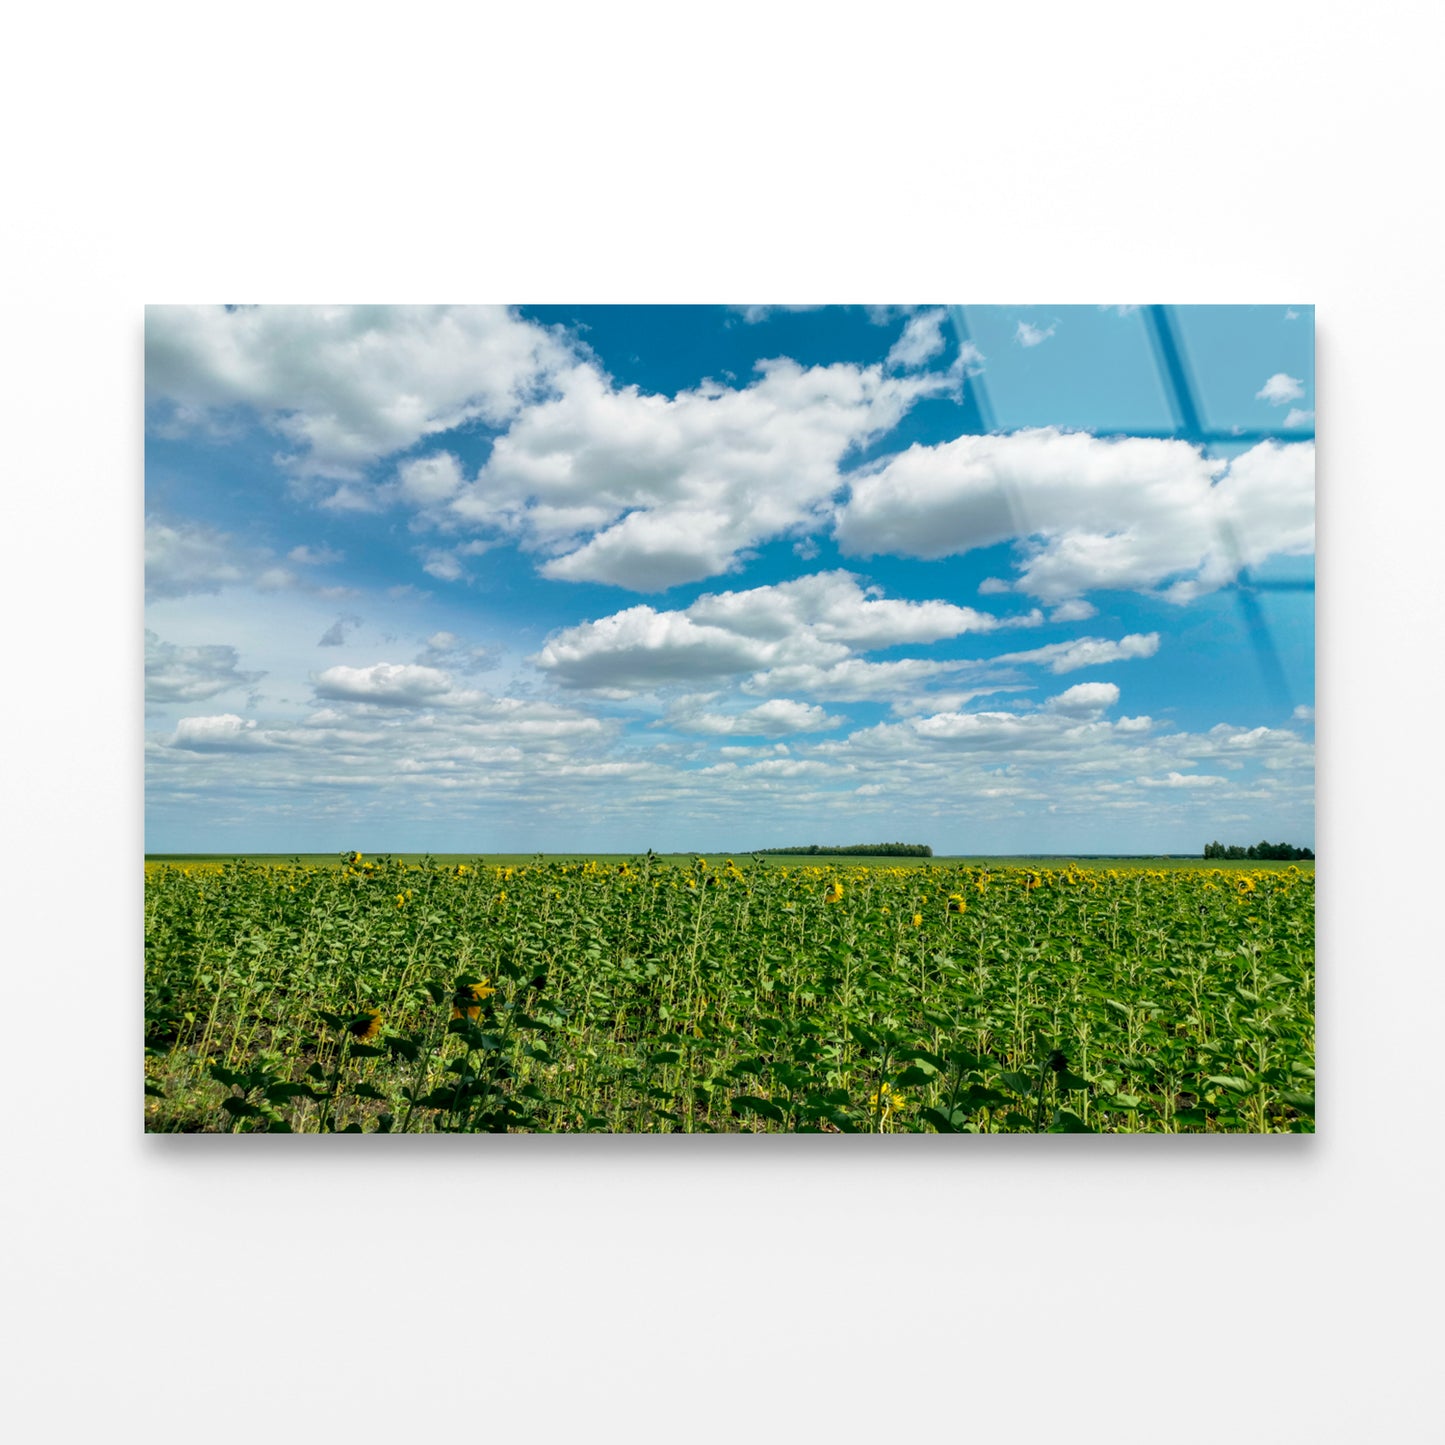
[1204,840,1314,860]
[751,842,933,858]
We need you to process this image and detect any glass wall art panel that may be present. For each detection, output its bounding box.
[144,305,1314,1134]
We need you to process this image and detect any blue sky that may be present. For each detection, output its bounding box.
[144,304,1314,855]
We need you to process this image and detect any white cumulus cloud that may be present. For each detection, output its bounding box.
[1137,771,1224,788]
[835,429,1314,603]
[1256,372,1305,405]
[1015,320,1056,347]
[439,358,955,591]
[146,631,264,702]
[312,663,455,707]
[168,714,265,751]
[995,633,1160,674]
[662,697,845,737]
[534,572,1034,694]
[1045,681,1120,715]
[687,570,1022,648]
[146,305,575,480]
[535,606,782,694]
[886,308,948,370]
[398,451,466,506]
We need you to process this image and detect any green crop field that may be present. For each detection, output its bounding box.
[144,853,1314,1133]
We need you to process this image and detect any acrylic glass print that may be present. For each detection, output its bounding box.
[144,304,1315,1133]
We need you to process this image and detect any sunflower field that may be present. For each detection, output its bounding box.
[144,855,1314,1133]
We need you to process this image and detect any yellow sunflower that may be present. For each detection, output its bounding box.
[452,980,496,1020]
[349,1008,381,1041]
